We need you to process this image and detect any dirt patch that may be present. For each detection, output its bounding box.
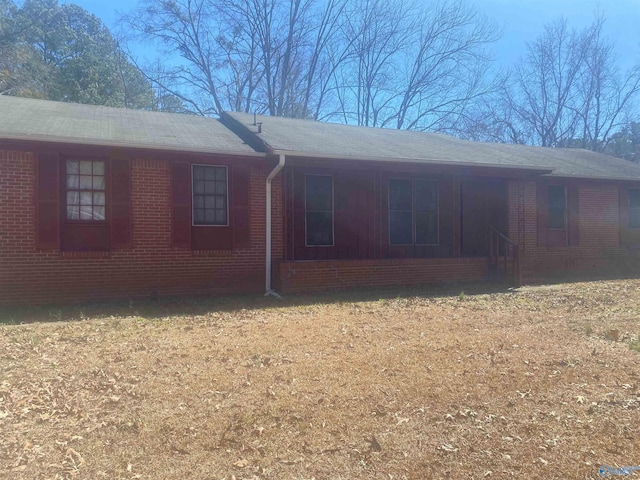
[1,279,639,479]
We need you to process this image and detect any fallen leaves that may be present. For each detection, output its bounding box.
[1,279,640,479]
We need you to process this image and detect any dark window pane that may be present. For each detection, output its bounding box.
[548,207,565,229]
[306,176,332,212]
[548,185,566,208]
[193,166,205,181]
[629,189,640,207]
[94,206,105,220]
[67,160,79,174]
[79,161,92,174]
[415,181,437,213]
[67,174,79,189]
[390,211,413,245]
[416,213,438,244]
[204,180,216,194]
[306,211,333,246]
[205,196,216,208]
[548,186,566,229]
[205,210,217,224]
[389,179,412,211]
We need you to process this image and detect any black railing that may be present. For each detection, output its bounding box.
[489,227,522,287]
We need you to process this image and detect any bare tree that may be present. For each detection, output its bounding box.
[326,0,499,130]
[119,0,499,126]
[509,18,588,147]
[577,14,640,151]
[502,14,640,150]
[392,0,499,132]
[121,0,227,115]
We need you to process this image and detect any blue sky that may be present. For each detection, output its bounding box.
[67,0,640,70]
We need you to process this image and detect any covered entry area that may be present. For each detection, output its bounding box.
[460,177,508,257]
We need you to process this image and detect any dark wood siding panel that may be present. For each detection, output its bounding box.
[536,182,548,246]
[232,165,251,249]
[171,162,191,249]
[568,182,580,246]
[36,154,60,250]
[292,168,307,259]
[438,177,454,255]
[110,157,132,249]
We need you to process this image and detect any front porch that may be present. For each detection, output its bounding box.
[278,161,527,291]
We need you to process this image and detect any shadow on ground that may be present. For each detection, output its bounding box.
[3,268,639,325]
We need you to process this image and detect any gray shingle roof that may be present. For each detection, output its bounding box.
[223,112,640,180]
[0,96,261,156]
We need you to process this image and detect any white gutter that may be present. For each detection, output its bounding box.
[265,153,286,297]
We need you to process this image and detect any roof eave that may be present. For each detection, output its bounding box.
[270,149,554,175]
[0,134,266,158]
[543,172,640,182]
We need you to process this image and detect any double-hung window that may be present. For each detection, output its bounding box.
[192,165,228,226]
[629,189,640,228]
[547,185,567,229]
[389,179,438,245]
[305,175,333,246]
[66,160,106,221]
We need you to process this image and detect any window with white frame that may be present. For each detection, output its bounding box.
[66,159,106,221]
[389,179,438,245]
[305,175,333,246]
[192,165,228,226]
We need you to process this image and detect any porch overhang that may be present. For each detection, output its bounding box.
[270,149,553,179]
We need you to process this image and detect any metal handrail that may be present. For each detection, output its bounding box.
[489,226,516,246]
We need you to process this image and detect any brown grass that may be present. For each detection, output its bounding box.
[1,279,640,479]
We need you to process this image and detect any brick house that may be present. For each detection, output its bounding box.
[2,96,640,305]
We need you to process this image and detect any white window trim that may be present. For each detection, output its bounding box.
[191,164,229,227]
[388,178,440,246]
[304,174,335,247]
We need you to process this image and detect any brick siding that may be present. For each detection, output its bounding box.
[0,150,283,306]
[278,257,488,293]
[508,179,629,280]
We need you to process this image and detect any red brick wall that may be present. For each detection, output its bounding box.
[0,150,284,306]
[278,257,488,293]
[508,179,629,280]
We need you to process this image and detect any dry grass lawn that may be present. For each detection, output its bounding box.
[1,279,640,479]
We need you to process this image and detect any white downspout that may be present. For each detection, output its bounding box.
[265,153,285,297]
